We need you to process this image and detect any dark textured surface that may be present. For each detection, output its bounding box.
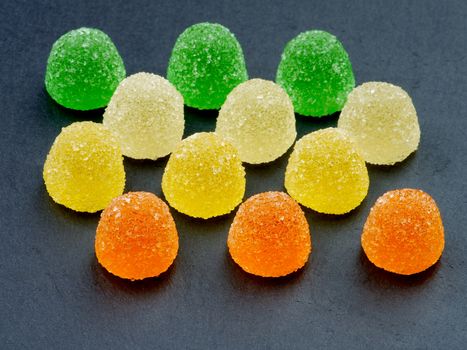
[1,1,466,349]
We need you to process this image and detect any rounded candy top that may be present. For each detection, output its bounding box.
[162,132,246,219]
[95,192,179,280]
[167,22,248,110]
[103,72,185,160]
[285,127,369,214]
[338,82,420,165]
[216,79,296,164]
[228,192,311,277]
[45,27,126,110]
[276,30,355,117]
[361,189,444,275]
[43,121,125,213]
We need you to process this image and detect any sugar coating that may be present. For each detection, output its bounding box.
[276,30,355,117]
[338,82,420,165]
[362,189,444,275]
[43,122,125,213]
[162,132,245,219]
[95,192,178,280]
[167,23,248,110]
[285,128,369,214]
[228,192,311,277]
[103,73,184,160]
[45,28,126,110]
[216,79,296,164]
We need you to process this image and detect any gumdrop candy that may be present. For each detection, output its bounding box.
[167,23,248,110]
[45,27,125,110]
[362,189,444,275]
[162,132,245,219]
[285,128,369,214]
[103,72,184,160]
[276,30,355,117]
[338,82,420,165]
[95,192,178,280]
[228,192,311,277]
[43,121,125,212]
[216,79,296,164]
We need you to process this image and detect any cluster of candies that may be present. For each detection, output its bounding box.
[43,23,444,280]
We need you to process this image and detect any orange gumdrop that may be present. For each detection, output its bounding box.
[228,191,312,277]
[362,189,444,275]
[95,192,179,280]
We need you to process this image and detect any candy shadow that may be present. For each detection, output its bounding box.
[42,88,105,125]
[42,186,101,223]
[123,155,169,195]
[243,150,291,195]
[183,106,218,136]
[295,111,340,138]
[224,250,306,290]
[90,257,175,296]
[169,208,236,236]
[302,198,367,224]
[243,150,290,171]
[366,151,418,175]
[358,248,440,289]
[123,154,170,168]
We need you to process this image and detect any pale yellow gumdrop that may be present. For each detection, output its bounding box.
[162,132,246,219]
[216,78,296,164]
[338,82,420,165]
[43,122,125,213]
[284,128,369,214]
[103,72,184,160]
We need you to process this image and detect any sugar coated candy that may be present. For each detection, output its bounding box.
[228,192,311,277]
[167,22,248,109]
[276,30,355,117]
[45,27,126,110]
[43,122,125,212]
[285,128,369,214]
[103,72,184,160]
[95,192,179,280]
[338,82,420,165]
[216,79,296,164]
[162,132,245,219]
[362,189,444,275]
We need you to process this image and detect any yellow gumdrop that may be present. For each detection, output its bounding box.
[284,127,369,214]
[43,121,125,212]
[338,82,420,165]
[216,79,296,164]
[162,132,245,219]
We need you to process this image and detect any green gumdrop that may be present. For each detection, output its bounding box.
[167,23,248,110]
[276,30,355,117]
[45,28,126,111]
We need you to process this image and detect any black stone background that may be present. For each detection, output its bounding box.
[1,1,466,349]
